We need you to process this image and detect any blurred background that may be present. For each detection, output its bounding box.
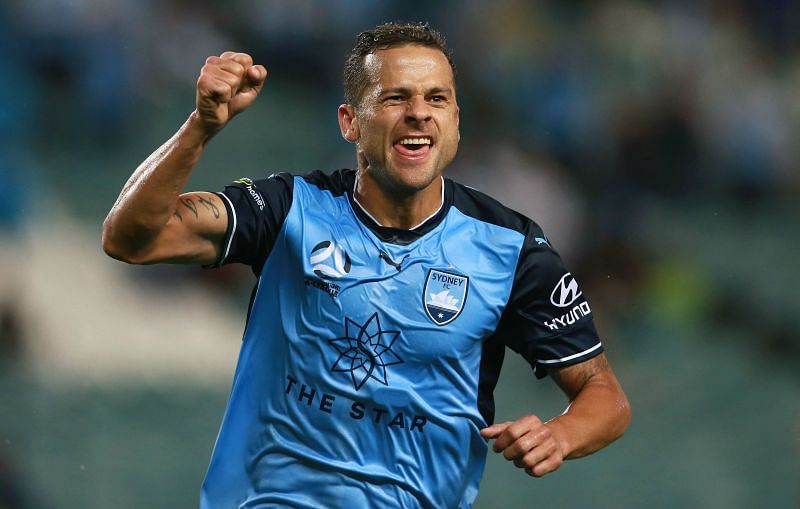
[1,0,798,507]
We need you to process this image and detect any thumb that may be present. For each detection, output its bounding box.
[228,65,267,116]
[480,421,512,439]
[244,65,268,95]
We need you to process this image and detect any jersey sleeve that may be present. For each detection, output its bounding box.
[209,173,294,274]
[501,223,603,378]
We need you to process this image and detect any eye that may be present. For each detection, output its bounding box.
[430,95,447,103]
[384,95,404,103]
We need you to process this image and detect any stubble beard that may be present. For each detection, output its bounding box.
[357,134,458,200]
[364,156,442,200]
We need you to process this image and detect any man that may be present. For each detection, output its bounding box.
[103,23,630,509]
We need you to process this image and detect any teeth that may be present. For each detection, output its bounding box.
[399,138,431,145]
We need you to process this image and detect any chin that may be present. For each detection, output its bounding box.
[390,168,439,194]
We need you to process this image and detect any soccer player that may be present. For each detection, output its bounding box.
[103,22,630,509]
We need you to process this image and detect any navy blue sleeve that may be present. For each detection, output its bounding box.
[502,224,603,378]
[211,173,294,275]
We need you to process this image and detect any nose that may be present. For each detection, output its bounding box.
[405,95,431,123]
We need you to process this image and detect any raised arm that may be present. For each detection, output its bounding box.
[102,52,267,265]
[481,353,630,477]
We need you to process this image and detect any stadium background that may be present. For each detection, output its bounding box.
[0,0,798,507]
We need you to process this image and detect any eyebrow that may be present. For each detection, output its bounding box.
[380,86,454,96]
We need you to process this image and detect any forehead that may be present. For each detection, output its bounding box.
[363,45,455,91]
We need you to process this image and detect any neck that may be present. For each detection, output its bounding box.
[354,172,444,230]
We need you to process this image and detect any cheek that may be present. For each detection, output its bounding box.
[443,120,460,144]
[361,115,388,139]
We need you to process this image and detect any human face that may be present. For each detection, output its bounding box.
[345,45,460,196]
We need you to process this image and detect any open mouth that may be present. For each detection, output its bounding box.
[394,137,432,159]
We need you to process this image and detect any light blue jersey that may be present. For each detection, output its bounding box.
[201,170,602,508]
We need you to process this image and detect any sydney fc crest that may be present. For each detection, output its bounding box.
[423,269,468,326]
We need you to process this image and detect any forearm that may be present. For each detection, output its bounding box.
[102,112,210,259]
[546,372,631,460]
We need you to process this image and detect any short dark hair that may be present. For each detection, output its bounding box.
[343,22,456,107]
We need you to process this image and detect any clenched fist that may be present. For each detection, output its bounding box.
[481,415,565,478]
[195,51,267,134]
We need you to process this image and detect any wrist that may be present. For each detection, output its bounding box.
[186,110,220,147]
[545,417,573,459]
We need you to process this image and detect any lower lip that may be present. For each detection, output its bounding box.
[393,143,431,161]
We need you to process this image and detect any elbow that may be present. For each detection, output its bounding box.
[101,217,123,260]
[101,217,148,264]
[101,228,134,263]
[615,393,632,440]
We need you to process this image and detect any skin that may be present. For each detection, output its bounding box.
[102,44,630,480]
[102,51,266,265]
[338,45,460,229]
[481,354,630,477]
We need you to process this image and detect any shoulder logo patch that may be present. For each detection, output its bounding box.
[423,269,468,326]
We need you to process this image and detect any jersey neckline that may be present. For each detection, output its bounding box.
[343,169,453,246]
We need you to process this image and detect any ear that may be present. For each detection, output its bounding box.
[456,105,460,142]
[338,104,359,143]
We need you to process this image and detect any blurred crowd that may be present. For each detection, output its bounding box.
[1,1,799,507]
[3,0,798,359]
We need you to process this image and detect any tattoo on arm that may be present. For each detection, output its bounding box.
[198,196,221,219]
[172,209,183,222]
[180,198,199,218]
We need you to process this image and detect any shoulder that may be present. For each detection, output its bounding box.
[224,169,356,208]
[298,169,355,197]
[223,172,295,204]
[448,178,546,241]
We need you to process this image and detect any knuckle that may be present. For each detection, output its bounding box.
[532,457,561,478]
[235,52,253,64]
[532,462,549,477]
[522,450,540,468]
[524,414,542,426]
[534,427,550,443]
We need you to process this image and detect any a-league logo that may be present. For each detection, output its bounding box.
[309,240,351,279]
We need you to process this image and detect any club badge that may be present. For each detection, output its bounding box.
[423,269,468,326]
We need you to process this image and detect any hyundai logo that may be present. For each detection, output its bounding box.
[550,273,582,308]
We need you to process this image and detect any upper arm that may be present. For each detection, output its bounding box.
[138,191,229,265]
[115,173,293,269]
[500,223,603,377]
[547,353,619,401]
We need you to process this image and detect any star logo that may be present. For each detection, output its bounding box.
[328,313,404,390]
